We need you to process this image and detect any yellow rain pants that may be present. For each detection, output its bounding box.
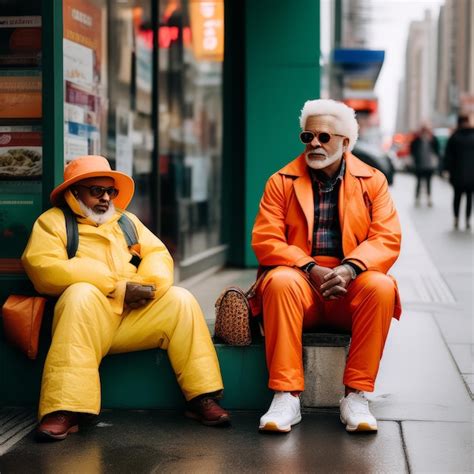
[39,282,222,420]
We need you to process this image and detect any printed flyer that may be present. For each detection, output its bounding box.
[0,126,42,178]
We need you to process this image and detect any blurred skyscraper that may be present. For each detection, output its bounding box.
[396,10,437,132]
[397,0,474,132]
[435,0,474,124]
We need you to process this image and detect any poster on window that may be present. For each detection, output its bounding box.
[0,126,42,179]
[63,38,94,87]
[0,70,41,118]
[63,0,103,83]
[115,107,133,176]
[185,155,210,202]
[0,16,41,67]
[63,0,106,164]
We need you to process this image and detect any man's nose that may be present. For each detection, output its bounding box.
[310,136,321,147]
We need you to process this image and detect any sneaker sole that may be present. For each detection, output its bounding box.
[36,424,79,441]
[340,416,377,433]
[184,410,231,426]
[259,416,302,433]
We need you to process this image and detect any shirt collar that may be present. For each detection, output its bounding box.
[309,159,345,192]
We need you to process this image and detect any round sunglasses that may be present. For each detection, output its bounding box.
[75,184,120,199]
[300,131,346,145]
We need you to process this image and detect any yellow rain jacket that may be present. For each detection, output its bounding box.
[22,191,173,313]
[22,192,223,419]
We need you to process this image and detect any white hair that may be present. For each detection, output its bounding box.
[299,99,359,151]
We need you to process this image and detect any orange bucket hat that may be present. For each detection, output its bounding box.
[50,155,135,209]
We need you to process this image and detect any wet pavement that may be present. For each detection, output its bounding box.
[0,173,473,473]
[0,411,408,474]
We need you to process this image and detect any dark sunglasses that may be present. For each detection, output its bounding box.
[300,131,346,144]
[75,185,119,199]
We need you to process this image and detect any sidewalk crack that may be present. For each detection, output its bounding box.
[398,420,412,474]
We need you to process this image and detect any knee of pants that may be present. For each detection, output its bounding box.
[162,286,199,322]
[262,266,304,298]
[356,272,396,303]
[54,282,108,323]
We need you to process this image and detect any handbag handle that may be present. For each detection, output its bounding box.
[245,270,269,299]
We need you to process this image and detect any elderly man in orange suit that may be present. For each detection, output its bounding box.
[252,99,402,434]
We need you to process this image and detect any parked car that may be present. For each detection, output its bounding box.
[352,141,395,185]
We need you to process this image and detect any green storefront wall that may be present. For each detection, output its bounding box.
[223,0,321,267]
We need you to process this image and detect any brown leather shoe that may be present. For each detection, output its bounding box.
[185,397,231,426]
[36,411,79,441]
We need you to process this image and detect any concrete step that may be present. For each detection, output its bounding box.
[0,322,350,410]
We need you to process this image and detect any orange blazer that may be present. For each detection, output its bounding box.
[251,152,402,317]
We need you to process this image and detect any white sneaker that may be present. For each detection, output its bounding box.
[259,392,302,433]
[339,392,378,432]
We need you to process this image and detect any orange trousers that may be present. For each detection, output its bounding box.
[259,257,396,393]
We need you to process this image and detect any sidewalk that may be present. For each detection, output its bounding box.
[182,172,473,472]
[0,173,472,473]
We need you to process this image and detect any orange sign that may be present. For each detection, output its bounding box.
[189,0,224,62]
[63,0,103,66]
[344,98,378,113]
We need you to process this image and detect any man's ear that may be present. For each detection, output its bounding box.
[343,138,350,150]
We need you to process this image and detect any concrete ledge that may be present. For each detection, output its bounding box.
[302,332,350,347]
[302,345,348,407]
[0,326,350,410]
[301,332,350,407]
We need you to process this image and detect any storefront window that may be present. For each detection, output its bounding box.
[63,0,107,165]
[158,0,224,264]
[107,1,154,228]
[63,0,155,229]
[0,1,43,266]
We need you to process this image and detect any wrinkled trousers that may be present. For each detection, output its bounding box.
[260,257,397,393]
[39,283,223,420]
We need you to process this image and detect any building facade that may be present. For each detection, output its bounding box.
[435,0,474,124]
[0,0,321,299]
[398,10,437,133]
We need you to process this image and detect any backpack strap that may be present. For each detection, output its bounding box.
[61,206,79,259]
[118,213,139,247]
[118,213,141,267]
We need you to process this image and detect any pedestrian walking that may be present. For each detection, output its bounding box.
[410,125,440,207]
[251,99,402,434]
[444,115,474,230]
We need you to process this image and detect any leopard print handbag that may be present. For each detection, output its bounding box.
[214,272,267,346]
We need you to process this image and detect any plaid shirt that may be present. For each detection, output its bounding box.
[310,160,345,257]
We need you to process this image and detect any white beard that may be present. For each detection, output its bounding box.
[305,149,341,170]
[77,199,116,225]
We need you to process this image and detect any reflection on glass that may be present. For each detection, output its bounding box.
[107,1,154,228]
[63,0,107,166]
[159,0,224,261]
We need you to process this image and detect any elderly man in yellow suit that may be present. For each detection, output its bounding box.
[252,99,402,434]
[22,155,230,441]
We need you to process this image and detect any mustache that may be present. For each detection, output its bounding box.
[306,147,327,156]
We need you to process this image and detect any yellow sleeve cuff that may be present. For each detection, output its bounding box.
[108,280,127,315]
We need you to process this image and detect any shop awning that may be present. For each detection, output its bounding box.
[332,48,385,92]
